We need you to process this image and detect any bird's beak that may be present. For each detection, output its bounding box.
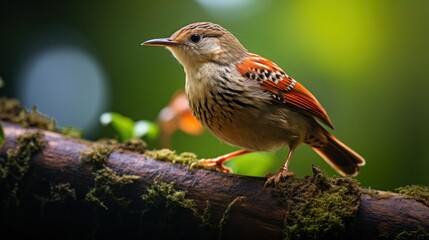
[142,38,180,47]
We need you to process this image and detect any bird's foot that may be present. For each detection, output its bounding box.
[190,158,232,173]
[264,169,295,187]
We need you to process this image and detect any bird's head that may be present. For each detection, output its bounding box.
[143,22,248,69]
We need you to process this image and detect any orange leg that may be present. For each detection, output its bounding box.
[193,149,252,173]
[264,146,296,187]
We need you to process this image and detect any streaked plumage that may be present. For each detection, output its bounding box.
[143,22,365,186]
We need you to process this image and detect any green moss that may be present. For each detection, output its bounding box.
[360,188,397,200]
[0,97,83,137]
[86,167,140,210]
[119,139,147,154]
[272,166,361,240]
[198,196,246,239]
[218,196,245,239]
[395,226,429,240]
[46,182,76,202]
[81,146,140,210]
[0,97,56,131]
[141,179,196,215]
[96,138,148,154]
[145,148,198,165]
[140,179,198,236]
[396,185,429,207]
[80,146,112,169]
[0,131,46,206]
[60,126,82,138]
[36,183,76,211]
[201,200,213,228]
[0,97,21,117]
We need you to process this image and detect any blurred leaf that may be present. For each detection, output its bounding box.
[134,120,160,140]
[0,122,4,146]
[226,152,279,177]
[60,126,83,138]
[100,112,134,141]
[100,112,159,142]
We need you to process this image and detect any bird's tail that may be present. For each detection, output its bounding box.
[310,130,365,176]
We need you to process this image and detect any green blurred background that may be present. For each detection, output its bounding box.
[1,0,428,190]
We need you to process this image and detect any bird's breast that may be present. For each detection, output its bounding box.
[184,66,308,151]
[184,64,250,130]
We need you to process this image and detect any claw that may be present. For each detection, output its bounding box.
[190,158,232,173]
[189,149,250,173]
[264,170,295,187]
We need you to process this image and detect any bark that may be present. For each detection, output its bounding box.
[0,121,428,240]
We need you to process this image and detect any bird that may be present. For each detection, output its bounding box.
[142,22,365,186]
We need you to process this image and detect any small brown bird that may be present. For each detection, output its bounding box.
[143,22,365,186]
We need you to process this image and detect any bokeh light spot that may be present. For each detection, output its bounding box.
[0,75,4,88]
[17,46,109,135]
[196,0,267,19]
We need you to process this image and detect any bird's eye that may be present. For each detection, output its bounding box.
[189,34,201,43]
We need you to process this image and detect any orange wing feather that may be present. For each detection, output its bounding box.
[236,54,334,129]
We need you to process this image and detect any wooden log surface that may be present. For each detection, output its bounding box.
[0,122,428,239]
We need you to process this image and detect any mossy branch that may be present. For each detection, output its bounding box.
[0,121,428,240]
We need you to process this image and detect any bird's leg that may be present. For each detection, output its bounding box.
[192,149,252,173]
[265,146,296,187]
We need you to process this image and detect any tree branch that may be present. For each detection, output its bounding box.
[0,122,428,239]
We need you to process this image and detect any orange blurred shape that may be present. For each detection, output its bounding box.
[179,110,202,135]
[158,90,203,147]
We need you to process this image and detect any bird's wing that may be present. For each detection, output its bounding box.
[236,53,334,129]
